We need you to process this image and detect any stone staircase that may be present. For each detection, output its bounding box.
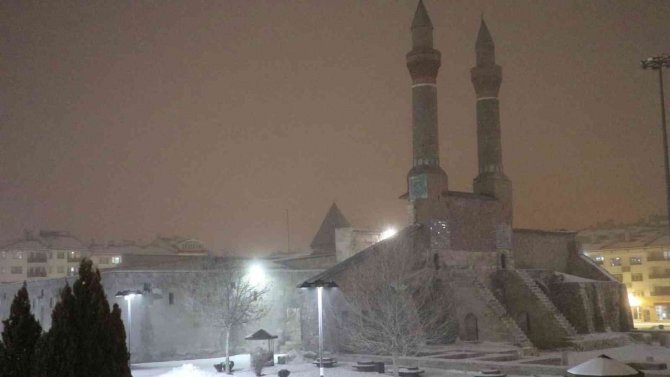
[515,269,577,336]
[469,273,535,350]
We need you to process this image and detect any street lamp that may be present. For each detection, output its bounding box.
[298,279,338,377]
[115,289,143,359]
[641,54,670,233]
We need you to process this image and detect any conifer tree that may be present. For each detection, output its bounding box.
[35,283,78,377]
[0,282,42,377]
[110,303,131,377]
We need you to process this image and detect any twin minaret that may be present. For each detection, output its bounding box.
[406,1,512,220]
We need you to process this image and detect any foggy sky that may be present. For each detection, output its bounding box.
[1,0,669,255]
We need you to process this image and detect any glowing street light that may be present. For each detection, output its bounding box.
[298,279,338,377]
[247,262,266,288]
[115,289,143,359]
[379,227,397,241]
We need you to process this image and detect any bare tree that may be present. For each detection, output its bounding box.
[332,234,455,376]
[188,259,270,374]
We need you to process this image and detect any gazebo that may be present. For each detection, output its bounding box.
[245,329,278,366]
[567,355,642,377]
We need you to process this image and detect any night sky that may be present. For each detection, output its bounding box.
[1,1,669,255]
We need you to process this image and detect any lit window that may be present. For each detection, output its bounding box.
[630,256,642,265]
[594,256,604,265]
[68,266,76,276]
[664,251,670,260]
[610,257,622,267]
[15,252,23,260]
[111,256,121,264]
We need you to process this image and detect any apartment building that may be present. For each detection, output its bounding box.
[0,230,209,283]
[580,216,670,323]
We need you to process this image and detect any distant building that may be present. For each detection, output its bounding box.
[0,230,210,283]
[580,216,670,322]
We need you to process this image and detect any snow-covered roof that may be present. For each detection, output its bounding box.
[567,355,639,377]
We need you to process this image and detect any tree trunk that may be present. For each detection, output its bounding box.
[392,353,399,377]
[225,327,232,374]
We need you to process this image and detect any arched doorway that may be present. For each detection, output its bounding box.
[500,253,507,269]
[517,311,531,334]
[464,313,478,341]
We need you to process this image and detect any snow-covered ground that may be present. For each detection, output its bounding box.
[131,355,473,377]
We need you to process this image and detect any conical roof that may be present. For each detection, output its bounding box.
[310,203,351,254]
[567,355,640,377]
[245,329,278,340]
[411,0,433,29]
[476,17,494,48]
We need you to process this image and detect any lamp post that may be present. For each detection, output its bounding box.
[115,289,143,359]
[641,55,670,233]
[298,279,338,377]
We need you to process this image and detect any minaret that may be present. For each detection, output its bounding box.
[470,18,513,221]
[406,0,448,212]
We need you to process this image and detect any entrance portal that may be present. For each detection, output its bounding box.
[464,313,479,341]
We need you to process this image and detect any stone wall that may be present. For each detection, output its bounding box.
[0,267,317,363]
[512,229,576,273]
[335,228,380,262]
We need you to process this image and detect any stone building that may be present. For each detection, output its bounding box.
[301,1,633,352]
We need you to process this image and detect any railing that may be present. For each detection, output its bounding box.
[28,254,47,263]
[649,273,670,279]
[27,268,47,278]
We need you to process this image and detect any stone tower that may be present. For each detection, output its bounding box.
[406,0,448,214]
[470,18,513,222]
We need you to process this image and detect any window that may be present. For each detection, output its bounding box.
[11,266,23,274]
[99,257,110,264]
[594,256,604,265]
[111,256,121,264]
[630,256,642,265]
[48,252,53,259]
[632,273,644,282]
[57,266,65,274]
[613,274,623,282]
[15,252,23,260]
[169,292,174,305]
[57,252,65,259]
[664,251,670,260]
[1,251,6,259]
[610,257,622,267]
[68,266,76,276]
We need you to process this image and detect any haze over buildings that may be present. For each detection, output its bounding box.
[1,1,669,254]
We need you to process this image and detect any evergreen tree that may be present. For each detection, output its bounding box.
[35,283,78,377]
[36,260,131,377]
[110,303,131,377]
[0,282,42,377]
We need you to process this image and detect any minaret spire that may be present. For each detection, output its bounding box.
[406,0,448,215]
[470,18,513,221]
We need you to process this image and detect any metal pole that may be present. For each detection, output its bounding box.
[317,286,324,377]
[658,67,670,234]
[127,297,132,358]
